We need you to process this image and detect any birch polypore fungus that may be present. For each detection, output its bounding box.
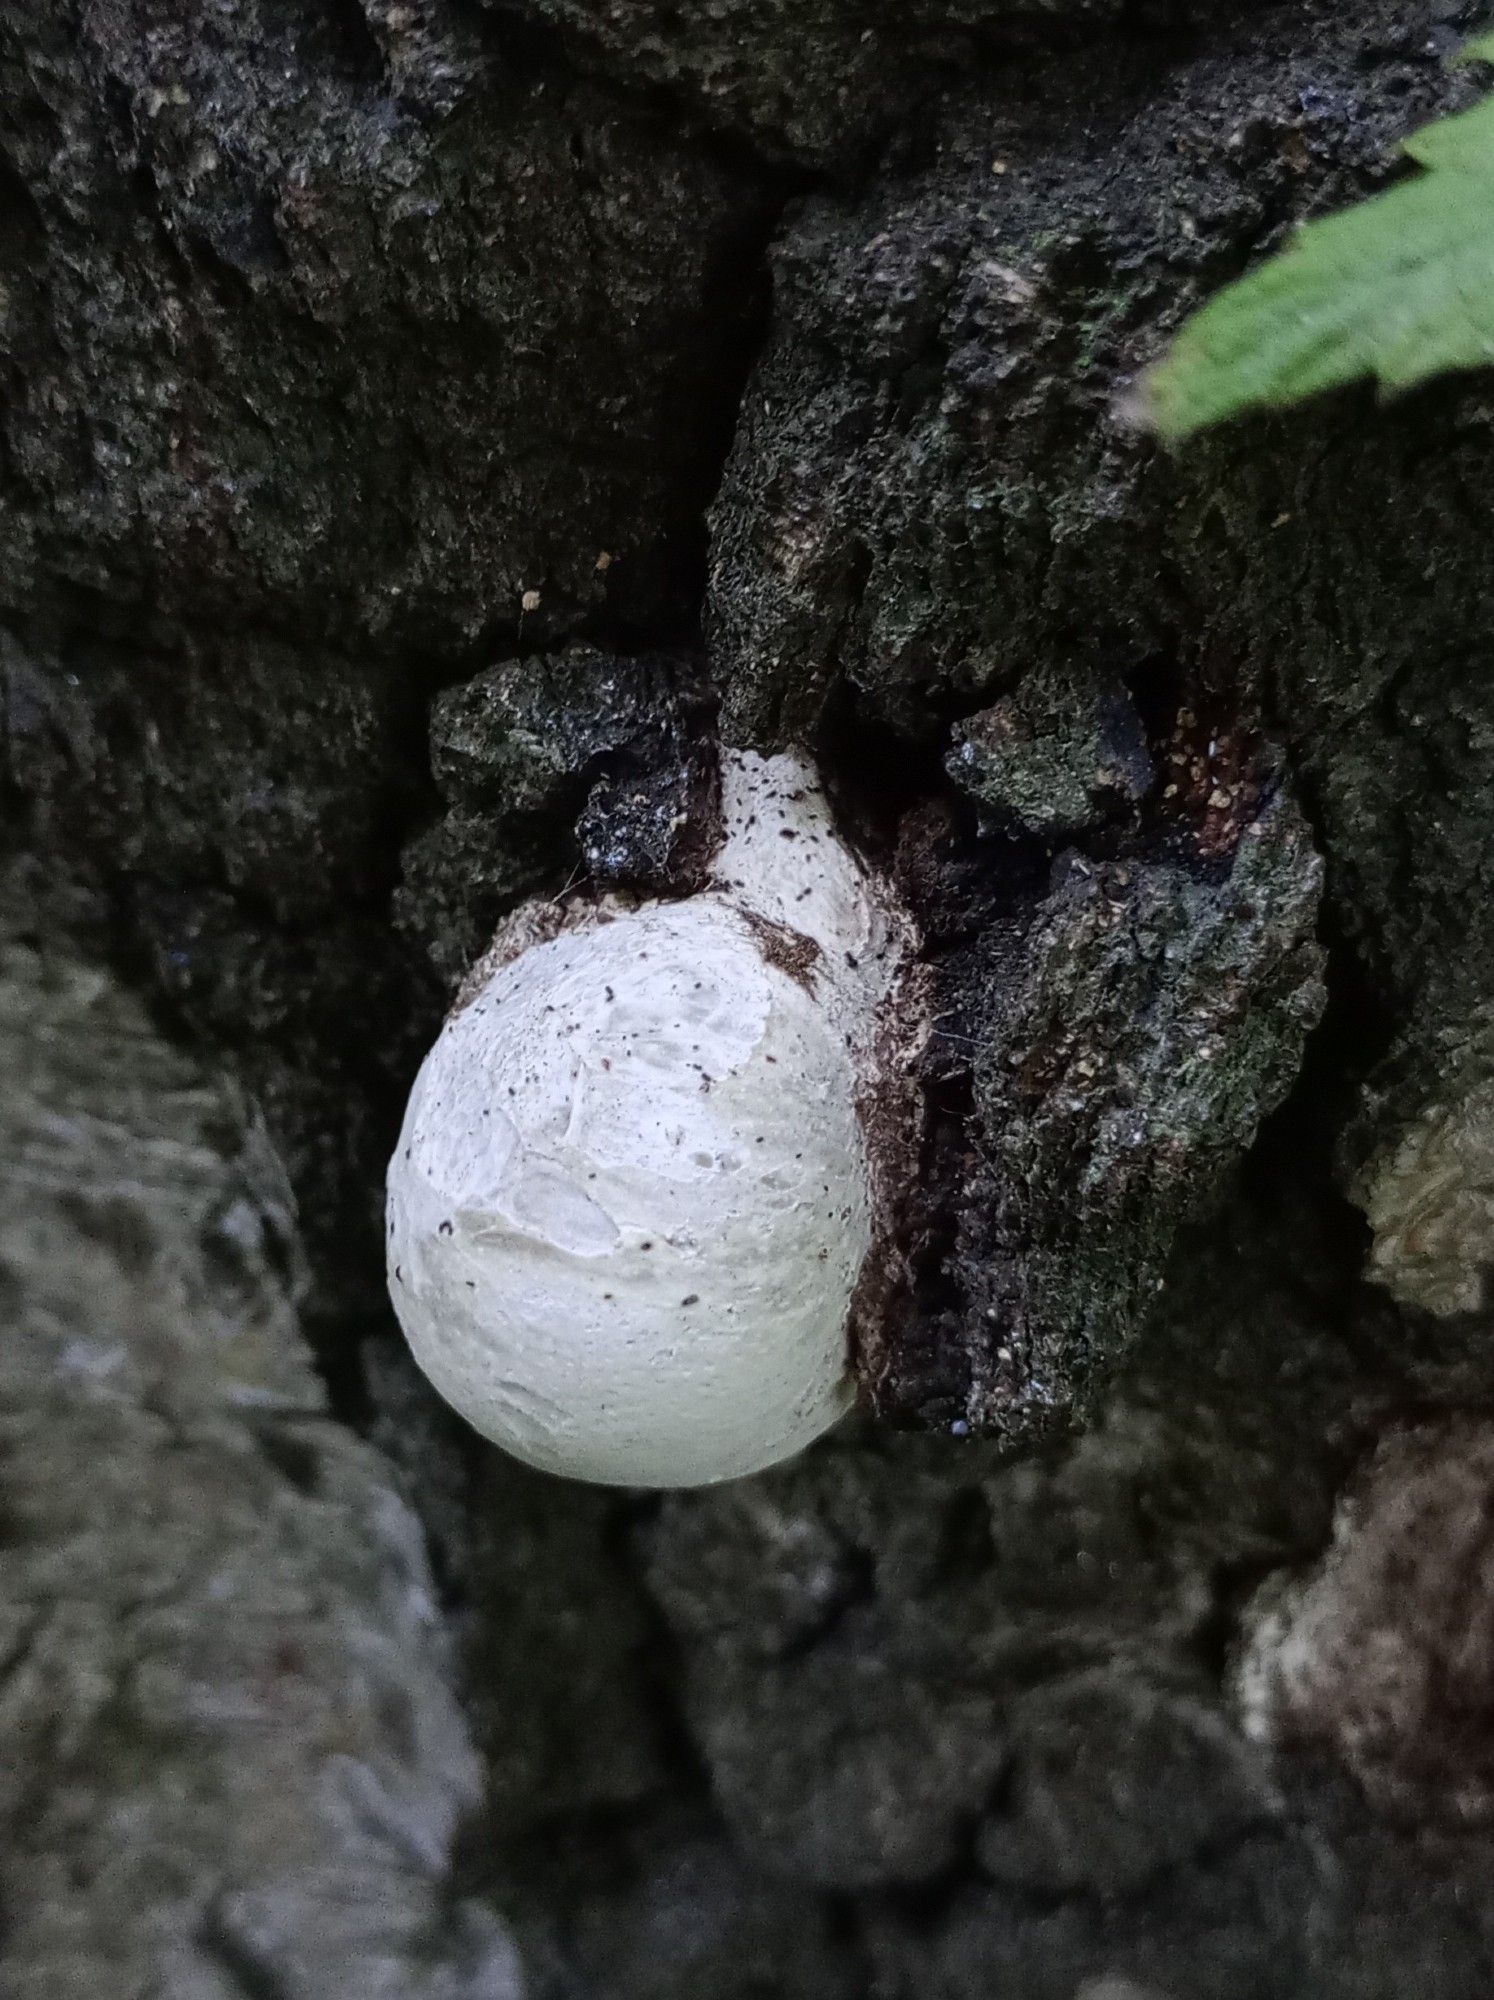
[387,750,920,1488]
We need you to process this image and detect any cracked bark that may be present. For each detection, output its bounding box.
[6,1,1494,1995]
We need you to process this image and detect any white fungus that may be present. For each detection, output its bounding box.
[386,750,915,1488]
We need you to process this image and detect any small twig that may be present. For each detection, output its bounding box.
[549,859,585,904]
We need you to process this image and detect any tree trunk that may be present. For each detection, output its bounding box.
[6,2,1494,1994]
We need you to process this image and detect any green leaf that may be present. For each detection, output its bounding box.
[1143,33,1494,440]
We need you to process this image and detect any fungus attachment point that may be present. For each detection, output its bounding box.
[387,750,916,1488]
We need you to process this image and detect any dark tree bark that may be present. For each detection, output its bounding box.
[6,2,1494,1996]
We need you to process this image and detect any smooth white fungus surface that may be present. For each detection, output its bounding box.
[387,751,906,1488]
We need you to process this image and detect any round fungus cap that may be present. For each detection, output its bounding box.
[386,750,914,1488]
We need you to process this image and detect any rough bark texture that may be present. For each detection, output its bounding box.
[0,880,519,2000]
[7,0,1494,1994]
